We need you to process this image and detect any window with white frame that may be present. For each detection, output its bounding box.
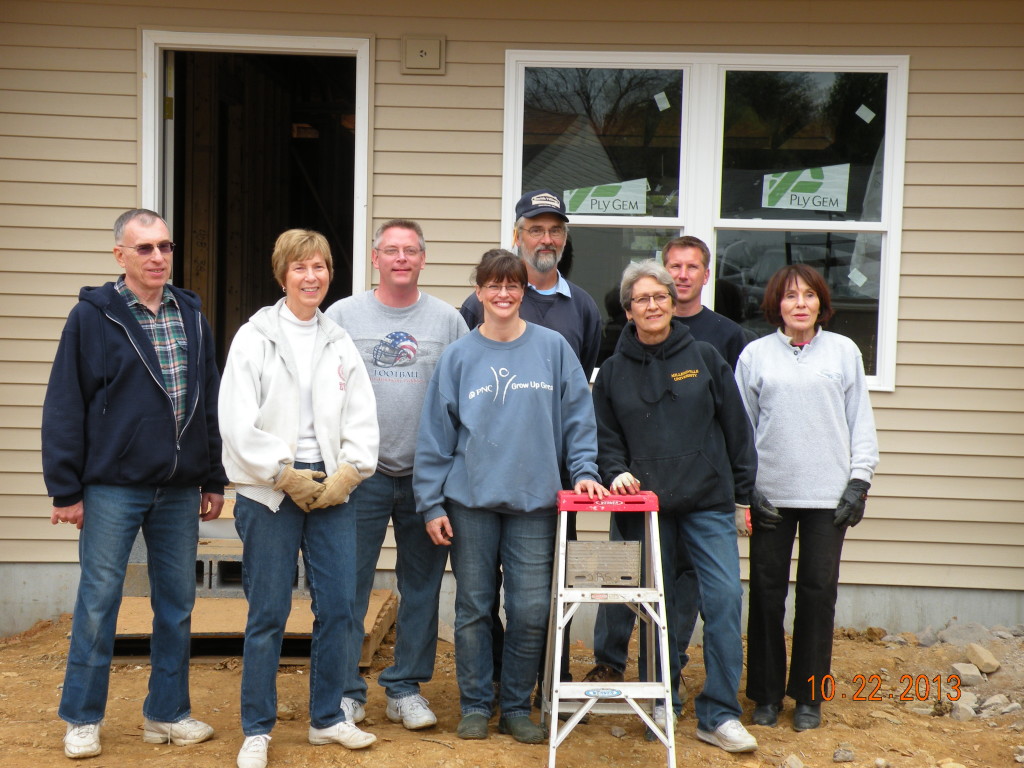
[503,52,908,389]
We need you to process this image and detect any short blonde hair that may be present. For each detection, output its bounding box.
[271,229,333,286]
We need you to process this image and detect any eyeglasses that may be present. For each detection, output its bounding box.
[482,283,525,295]
[630,293,672,308]
[118,242,175,256]
[378,247,422,258]
[520,226,567,240]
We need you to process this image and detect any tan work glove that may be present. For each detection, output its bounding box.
[734,504,752,536]
[309,462,363,510]
[273,466,327,512]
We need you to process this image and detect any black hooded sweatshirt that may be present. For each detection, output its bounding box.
[592,317,755,515]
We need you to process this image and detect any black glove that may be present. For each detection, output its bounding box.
[749,487,783,531]
[834,479,871,528]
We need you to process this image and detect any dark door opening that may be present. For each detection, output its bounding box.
[169,51,357,364]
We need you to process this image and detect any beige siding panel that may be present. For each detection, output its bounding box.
[0,158,137,185]
[911,93,1024,118]
[0,384,45,407]
[375,175,502,199]
[375,130,498,155]
[0,113,135,141]
[3,271,126,297]
[840,562,1019,591]
[0,317,68,341]
[0,362,51,385]
[903,207,1023,232]
[0,205,126,229]
[0,252,123,276]
[873,386,1024,413]
[900,274,1022,299]
[841,539,1020,569]
[895,364,1022,389]
[1,470,46,495]
[852,519,1023,547]
[0,46,134,72]
[376,59,505,86]
[374,152,502,177]
[3,228,118,252]
[0,182,135,208]
[878,453,1024,480]
[376,84,504,110]
[896,343,1024,367]
[0,411,42,431]
[898,321,1021,345]
[2,449,43,472]
[905,185,1024,209]
[874,409,1024,434]
[0,539,77,563]
[905,163,1024,187]
[869,497,1024,524]
[899,297,1021,321]
[906,139,1024,163]
[0,24,135,50]
[0,69,137,96]
[901,250,1024,274]
[0,90,135,119]
[912,70,1024,94]
[0,340,59,363]
[2,294,84,320]
[882,431,1024,457]
[2,136,134,164]
[374,106,502,132]
[872,475,1023,503]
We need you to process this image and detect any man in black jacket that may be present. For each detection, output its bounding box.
[42,209,228,760]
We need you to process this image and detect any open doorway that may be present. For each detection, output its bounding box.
[166,50,358,364]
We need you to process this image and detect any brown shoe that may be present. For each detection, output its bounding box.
[582,664,625,684]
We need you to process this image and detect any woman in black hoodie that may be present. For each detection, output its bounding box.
[592,260,758,754]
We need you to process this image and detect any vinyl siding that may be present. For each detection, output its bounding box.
[0,0,1021,595]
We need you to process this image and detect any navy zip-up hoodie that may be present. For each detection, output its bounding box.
[592,317,756,515]
[42,281,228,507]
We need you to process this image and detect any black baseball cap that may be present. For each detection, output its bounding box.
[515,189,569,221]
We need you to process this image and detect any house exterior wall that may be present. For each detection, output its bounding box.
[1,0,1021,630]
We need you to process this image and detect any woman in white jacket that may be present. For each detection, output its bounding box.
[219,229,379,768]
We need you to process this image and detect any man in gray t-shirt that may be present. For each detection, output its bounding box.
[325,219,468,731]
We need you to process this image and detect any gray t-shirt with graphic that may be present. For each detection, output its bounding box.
[325,290,468,476]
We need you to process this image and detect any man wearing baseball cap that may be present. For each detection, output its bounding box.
[460,189,601,379]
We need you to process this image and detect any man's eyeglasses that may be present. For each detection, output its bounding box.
[378,247,422,257]
[520,226,567,240]
[118,242,175,256]
[630,293,672,308]
[482,283,525,295]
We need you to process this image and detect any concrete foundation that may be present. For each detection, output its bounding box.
[3,563,1021,643]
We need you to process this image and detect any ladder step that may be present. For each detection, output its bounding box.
[555,588,664,602]
[554,681,669,699]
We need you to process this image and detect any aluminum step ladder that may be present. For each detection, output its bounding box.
[542,490,675,768]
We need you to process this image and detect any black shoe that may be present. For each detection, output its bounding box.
[498,715,545,744]
[792,702,821,731]
[751,702,780,727]
[582,664,624,684]
[457,713,489,740]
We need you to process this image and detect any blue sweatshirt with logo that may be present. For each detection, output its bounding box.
[414,323,599,521]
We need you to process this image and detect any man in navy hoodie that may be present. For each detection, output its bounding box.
[42,209,228,760]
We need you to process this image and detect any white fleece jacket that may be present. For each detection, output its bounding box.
[219,299,379,510]
[735,328,878,509]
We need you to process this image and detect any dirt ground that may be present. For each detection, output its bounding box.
[2,616,1023,768]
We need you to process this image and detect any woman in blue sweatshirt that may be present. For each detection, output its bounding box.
[414,249,606,744]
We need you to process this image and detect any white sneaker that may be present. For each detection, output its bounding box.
[308,720,376,749]
[696,718,758,753]
[63,722,102,759]
[652,704,674,731]
[386,694,437,730]
[340,697,365,724]
[236,734,271,768]
[142,716,215,745]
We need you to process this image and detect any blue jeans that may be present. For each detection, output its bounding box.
[234,462,359,736]
[60,484,201,725]
[746,507,846,705]
[447,503,556,719]
[344,472,448,702]
[642,510,745,730]
[592,511,700,696]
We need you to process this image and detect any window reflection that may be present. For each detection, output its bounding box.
[559,226,680,365]
[715,230,880,374]
[523,68,683,217]
[721,71,887,222]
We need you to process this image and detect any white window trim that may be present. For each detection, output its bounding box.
[140,30,373,292]
[504,50,908,391]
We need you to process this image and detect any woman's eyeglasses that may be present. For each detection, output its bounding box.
[630,293,672,307]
